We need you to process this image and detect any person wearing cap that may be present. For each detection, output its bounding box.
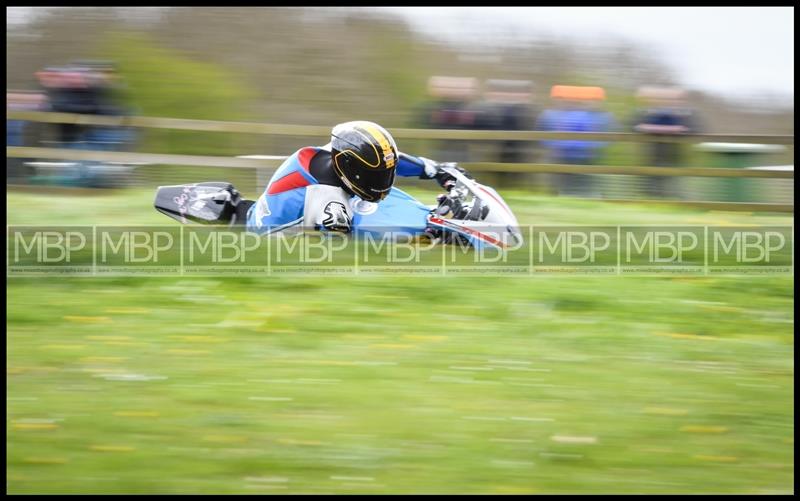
[536,85,615,197]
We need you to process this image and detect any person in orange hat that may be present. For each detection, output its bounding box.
[536,85,615,197]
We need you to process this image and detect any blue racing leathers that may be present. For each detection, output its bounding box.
[246,144,429,235]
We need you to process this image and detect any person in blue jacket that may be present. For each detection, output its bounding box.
[536,86,615,197]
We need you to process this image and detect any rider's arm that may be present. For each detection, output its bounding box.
[396,152,430,178]
[396,152,471,190]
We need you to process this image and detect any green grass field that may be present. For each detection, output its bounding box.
[6,187,794,494]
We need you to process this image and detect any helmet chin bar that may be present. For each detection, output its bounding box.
[333,155,381,202]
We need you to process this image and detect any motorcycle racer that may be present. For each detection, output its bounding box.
[241,120,469,235]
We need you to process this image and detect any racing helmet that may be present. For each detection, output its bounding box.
[330,121,398,202]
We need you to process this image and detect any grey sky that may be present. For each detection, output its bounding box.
[8,6,794,104]
[380,7,794,103]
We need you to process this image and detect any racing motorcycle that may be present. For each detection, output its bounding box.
[154,165,523,250]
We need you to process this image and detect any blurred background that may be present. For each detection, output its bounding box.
[6,7,794,495]
[5,6,794,202]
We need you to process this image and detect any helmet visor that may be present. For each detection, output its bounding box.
[334,158,396,202]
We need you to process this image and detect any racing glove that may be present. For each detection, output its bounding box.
[319,201,352,233]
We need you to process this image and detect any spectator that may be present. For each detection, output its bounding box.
[474,79,538,187]
[536,85,615,197]
[35,61,133,151]
[418,76,480,163]
[32,61,136,188]
[478,79,536,164]
[36,64,97,147]
[632,86,700,198]
[72,60,136,151]
[7,90,47,182]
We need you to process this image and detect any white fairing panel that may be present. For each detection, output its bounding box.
[429,166,524,250]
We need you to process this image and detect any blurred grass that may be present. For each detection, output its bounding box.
[6,187,794,494]
[7,185,795,227]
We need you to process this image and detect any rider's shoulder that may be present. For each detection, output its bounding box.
[288,145,332,171]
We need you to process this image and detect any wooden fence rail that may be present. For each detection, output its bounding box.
[6,147,794,179]
[6,110,795,145]
[6,112,793,213]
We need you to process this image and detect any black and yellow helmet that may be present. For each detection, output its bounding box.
[331,121,398,202]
